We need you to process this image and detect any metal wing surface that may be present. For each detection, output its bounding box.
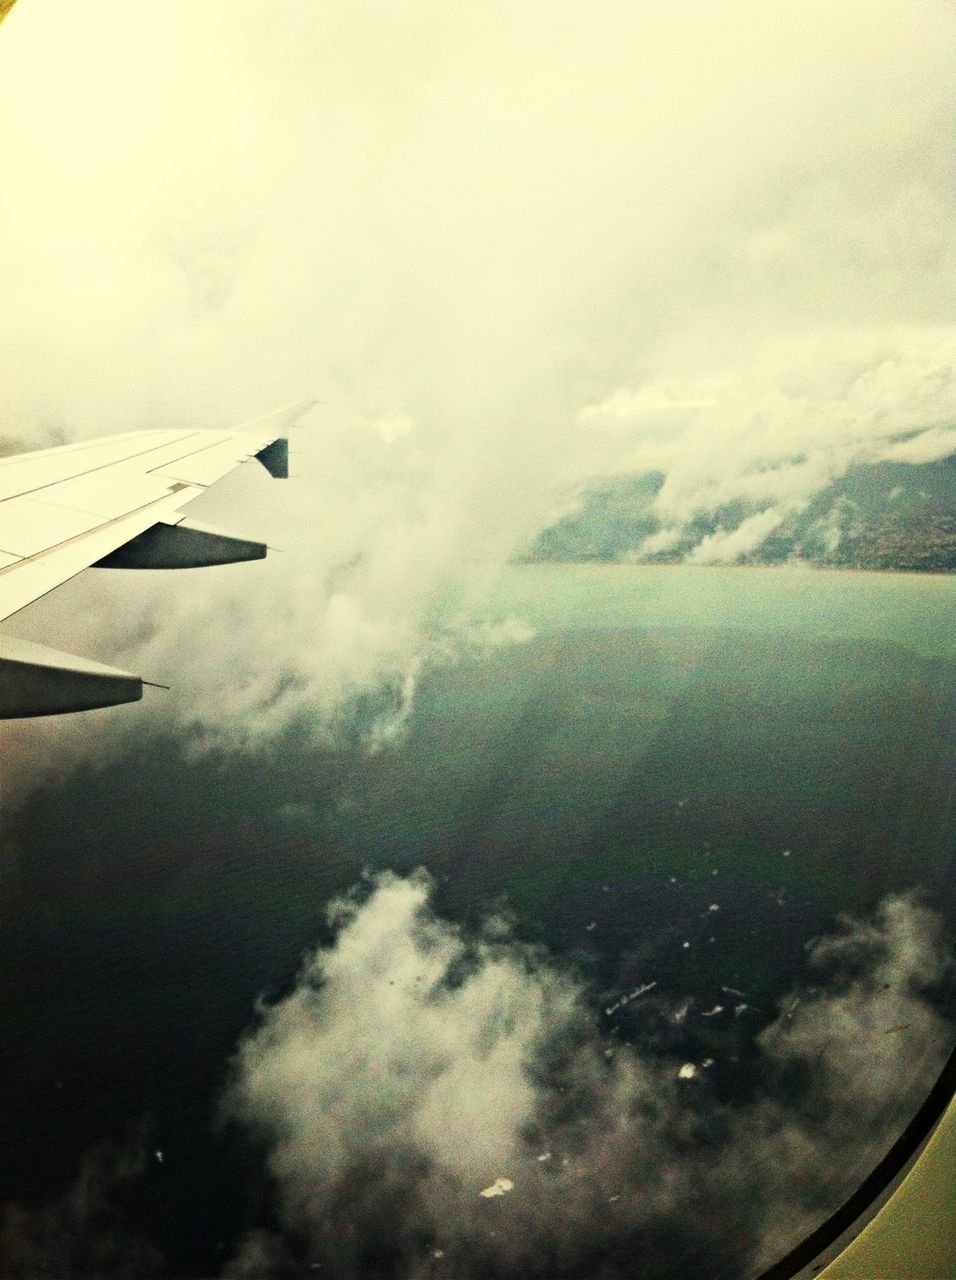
[0,400,315,717]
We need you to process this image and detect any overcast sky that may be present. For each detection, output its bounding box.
[0,0,954,757]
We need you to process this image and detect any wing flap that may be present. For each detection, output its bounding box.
[26,468,181,520]
[153,435,266,487]
[0,430,191,502]
[0,496,108,558]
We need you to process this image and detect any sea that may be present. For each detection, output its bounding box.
[1,564,953,1277]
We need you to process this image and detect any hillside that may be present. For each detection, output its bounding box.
[527,456,956,572]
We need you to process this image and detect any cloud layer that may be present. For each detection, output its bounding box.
[0,0,954,764]
[581,330,956,563]
[223,873,953,1280]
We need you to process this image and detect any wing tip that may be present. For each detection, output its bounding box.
[236,399,321,436]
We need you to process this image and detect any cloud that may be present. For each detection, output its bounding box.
[689,506,792,565]
[877,425,956,465]
[0,1132,164,1279]
[223,874,953,1280]
[375,414,415,446]
[0,0,953,769]
[583,328,956,560]
[726,893,954,1270]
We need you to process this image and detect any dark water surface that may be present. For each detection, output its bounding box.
[1,566,953,1277]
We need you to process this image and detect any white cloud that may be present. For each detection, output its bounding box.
[878,425,956,465]
[689,506,792,564]
[222,874,952,1279]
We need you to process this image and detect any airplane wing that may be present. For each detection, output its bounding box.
[0,400,316,717]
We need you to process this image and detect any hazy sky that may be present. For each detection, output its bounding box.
[1,0,954,753]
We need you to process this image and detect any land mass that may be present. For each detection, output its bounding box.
[526,456,956,573]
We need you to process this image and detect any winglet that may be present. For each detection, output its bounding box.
[256,437,289,479]
[239,399,317,478]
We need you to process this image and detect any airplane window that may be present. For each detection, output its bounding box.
[0,4,952,1279]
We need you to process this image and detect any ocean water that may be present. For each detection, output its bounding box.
[1,565,953,1277]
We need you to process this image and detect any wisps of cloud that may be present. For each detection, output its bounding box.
[222,873,953,1280]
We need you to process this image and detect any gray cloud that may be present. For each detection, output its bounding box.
[222,874,952,1280]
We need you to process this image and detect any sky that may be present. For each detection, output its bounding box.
[0,7,954,1276]
[0,0,954,761]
